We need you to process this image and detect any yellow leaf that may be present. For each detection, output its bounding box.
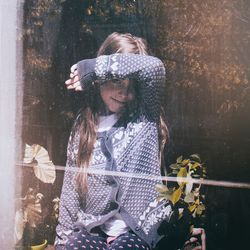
[190,162,200,170]
[196,204,206,215]
[178,208,184,220]
[189,203,196,213]
[178,167,187,178]
[195,198,200,205]
[181,159,190,166]
[177,167,187,186]
[170,187,182,205]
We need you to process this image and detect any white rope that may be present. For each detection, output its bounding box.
[17,163,250,189]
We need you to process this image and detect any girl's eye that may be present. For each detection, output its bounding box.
[112,79,120,84]
[103,80,121,87]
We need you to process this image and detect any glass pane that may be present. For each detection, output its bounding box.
[17,1,250,249]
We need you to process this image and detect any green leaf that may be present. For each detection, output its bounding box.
[190,154,201,163]
[169,163,180,170]
[176,155,183,163]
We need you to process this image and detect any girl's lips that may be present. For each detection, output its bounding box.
[111,97,126,105]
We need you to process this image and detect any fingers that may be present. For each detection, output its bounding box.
[70,64,77,73]
[192,228,205,236]
[65,65,83,91]
[75,85,82,91]
[184,228,206,250]
[70,70,79,79]
[65,78,82,91]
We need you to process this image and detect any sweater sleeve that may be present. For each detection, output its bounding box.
[77,54,166,122]
[54,126,82,249]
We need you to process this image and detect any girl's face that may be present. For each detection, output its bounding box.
[100,78,135,114]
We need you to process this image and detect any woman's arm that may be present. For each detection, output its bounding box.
[54,126,82,249]
[67,54,166,122]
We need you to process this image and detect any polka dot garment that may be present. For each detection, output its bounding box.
[65,227,150,250]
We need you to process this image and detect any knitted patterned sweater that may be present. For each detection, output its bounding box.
[55,54,173,249]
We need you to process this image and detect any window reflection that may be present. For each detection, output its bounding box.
[19,1,250,249]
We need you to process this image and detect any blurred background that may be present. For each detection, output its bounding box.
[20,0,250,249]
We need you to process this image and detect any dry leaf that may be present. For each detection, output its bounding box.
[23,144,56,183]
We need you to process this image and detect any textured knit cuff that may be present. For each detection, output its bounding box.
[76,58,96,89]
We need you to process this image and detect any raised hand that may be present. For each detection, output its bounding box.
[65,64,83,91]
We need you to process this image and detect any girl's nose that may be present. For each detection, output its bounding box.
[118,88,128,98]
[115,79,134,101]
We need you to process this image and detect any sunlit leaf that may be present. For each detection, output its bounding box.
[170,187,182,205]
[178,208,184,219]
[23,144,34,164]
[33,161,55,184]
[184,193,195,203]
[195,198,200,205]
[176,155,183,163]
[181,159,190,166]
[26,203,43,227]
[156,184,168,194]
[190,162,201,170]
[177,167,187,186]
[196,204,206,215]
[189,203,196,213]
[23,144,56,184]
[169,163,180,170]
[190,154,201,163]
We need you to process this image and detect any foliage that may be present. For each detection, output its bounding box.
[155,0,250,119]
[15,188,59,248]
[15,144,59,248]
[157,154,206,220]
[155,154,206,249]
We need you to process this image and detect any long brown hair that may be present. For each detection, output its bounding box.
[75,32,168,193]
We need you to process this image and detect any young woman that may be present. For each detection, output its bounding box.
[55,32,172,250]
